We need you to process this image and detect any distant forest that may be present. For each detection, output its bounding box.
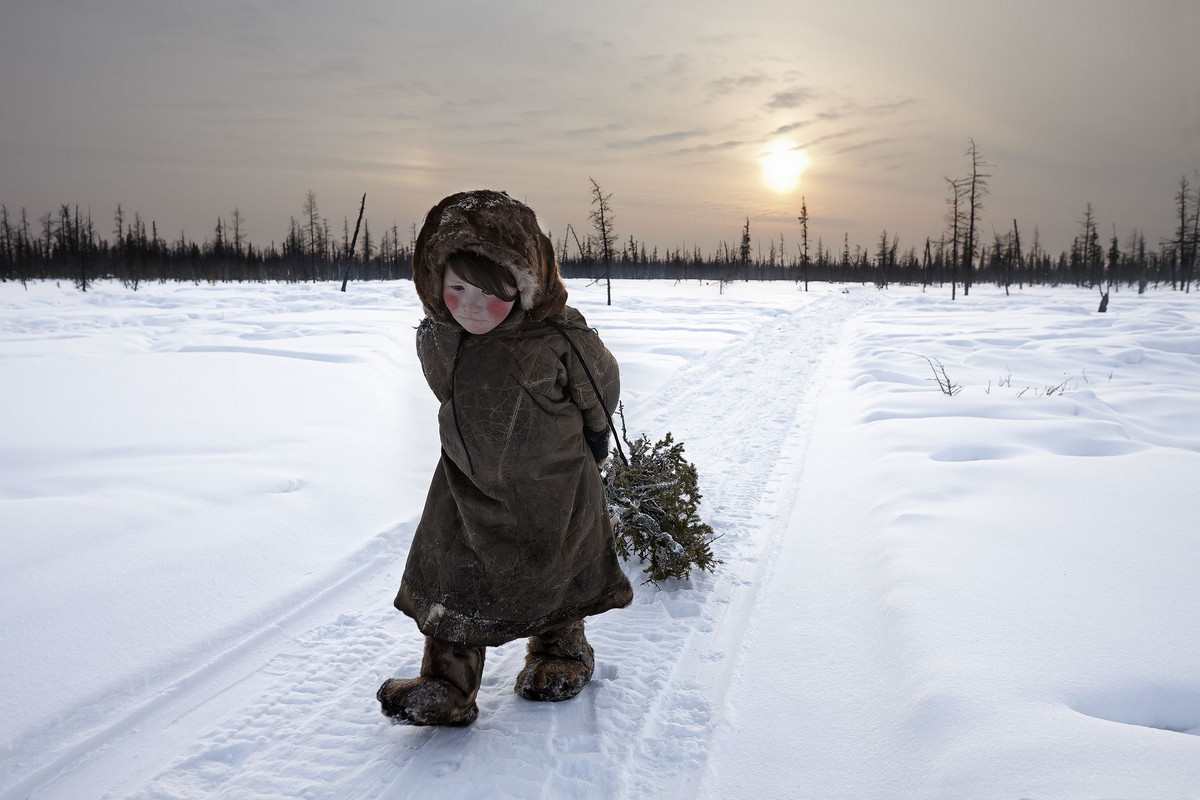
[3,173,1198,295]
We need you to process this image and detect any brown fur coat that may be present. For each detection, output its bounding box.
[394,190,633,646]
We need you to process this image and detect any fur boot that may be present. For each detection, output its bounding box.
[514,620,595,702]
[378,637,485,726]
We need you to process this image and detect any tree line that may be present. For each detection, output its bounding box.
[3,149,1197,294]
[0,191,415,291]
[561,147,1197,297]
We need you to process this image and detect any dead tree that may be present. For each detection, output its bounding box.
[303,190,322,282]
[588,177,616,305]
[1078,203,1103,288]
[797,196,810,291]
[739,218,752,267]
[339,193,366,292]
[1174,175,1197,292]
[231,207,245,275]
[962,138,991,297]
[1011,219,1024,292]
[944,176,965,299]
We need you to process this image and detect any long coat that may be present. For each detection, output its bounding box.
[394,190,633,646]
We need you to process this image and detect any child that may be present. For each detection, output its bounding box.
[378,189,633,726]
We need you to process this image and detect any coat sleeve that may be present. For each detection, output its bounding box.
[415,318,460,403]
[563,325,621,439]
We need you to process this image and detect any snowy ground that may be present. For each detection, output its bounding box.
[2,278,1198,799]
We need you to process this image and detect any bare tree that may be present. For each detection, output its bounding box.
[1010,218,1024,293]
[1191,179,1200,293]
[1075,203,1099,287]
[1129,228,1148,293]
[1029,226,1044,285]
[842,233,850,281]
[797,196,810,290]
[303,190,321,280]
[1191,181,1200,292]
[19,208,31,283]
[392,221,402,275]
[588,177,616,305]
[944,176,965,299]
[0,205,12,282]
[37,211,53,264]
[361,218,373,265]
[1106,223,1121,293]
[875,229,892,288]
[340,193,366,292]
[113,204,125,253]
[739,218,752,266]
[230,207,245,274]
[962,138,991,296]
[1173,175,1197,292]
[921,236,933,290]
[211,217,225,282]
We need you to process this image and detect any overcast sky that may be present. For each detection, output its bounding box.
[3,0,1198,259]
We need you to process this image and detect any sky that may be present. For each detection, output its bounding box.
[2,0,1198,260]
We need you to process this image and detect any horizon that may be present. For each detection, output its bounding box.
[3,1,1198,259]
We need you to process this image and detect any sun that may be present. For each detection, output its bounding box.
[760,142,809,193]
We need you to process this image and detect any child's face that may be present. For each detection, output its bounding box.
[442,265,516,335]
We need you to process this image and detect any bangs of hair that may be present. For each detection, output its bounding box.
[445,252,519,302]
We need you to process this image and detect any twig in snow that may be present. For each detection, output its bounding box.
[916,354,962,396]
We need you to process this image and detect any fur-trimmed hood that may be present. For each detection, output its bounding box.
[412,190,568,326]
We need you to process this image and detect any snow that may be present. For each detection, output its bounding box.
[2,278,1198,799]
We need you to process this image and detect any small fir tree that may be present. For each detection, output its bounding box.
[603,406,719,583]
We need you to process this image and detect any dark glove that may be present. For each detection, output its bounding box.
[584,427,610,464]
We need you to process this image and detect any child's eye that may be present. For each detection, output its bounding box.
[448,284,465,291]
[480,289,493,296]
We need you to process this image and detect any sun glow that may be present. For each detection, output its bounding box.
[760,142,809,193]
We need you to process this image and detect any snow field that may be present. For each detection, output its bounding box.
[705,289,1200,798]
[1,279,861,798]
[2,279,1198,799]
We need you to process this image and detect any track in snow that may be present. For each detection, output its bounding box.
[9,291,863,800]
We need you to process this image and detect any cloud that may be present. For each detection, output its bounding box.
[707,72,770,96]
[798,127,868,149]
[769,120,815,136]
[766,87,818,110]
[834,138,899,155]
[813,107,850,123]
[607,129,708,150]
[629,53,694,92]
[671,139,746,156]
[865,98,919,115]
[780,96,916,128]
[306,154,443,175]
[564,123,626,138]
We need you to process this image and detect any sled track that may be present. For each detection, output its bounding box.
[612,294,859,796]
[0,528,417,800]
[7,293,862,800]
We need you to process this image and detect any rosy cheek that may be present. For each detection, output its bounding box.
[443,291,459,313]
[486,298,514,319]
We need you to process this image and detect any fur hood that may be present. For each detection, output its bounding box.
[412,190,568,326]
